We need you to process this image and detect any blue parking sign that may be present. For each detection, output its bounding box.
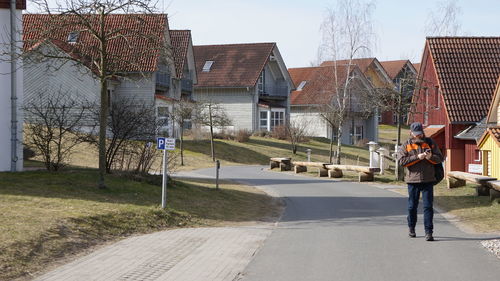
[157,137,166,150]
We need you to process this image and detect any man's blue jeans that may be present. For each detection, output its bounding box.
[407,182,434,234]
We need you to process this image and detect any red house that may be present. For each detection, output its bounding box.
[410,37,500,174]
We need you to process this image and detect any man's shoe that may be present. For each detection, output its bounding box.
[409,228,416,238]
[425,233,434,241]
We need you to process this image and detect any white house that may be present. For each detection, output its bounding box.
[193,43,294,132]
[0,0,24,171]
[289,64,376,145]
[23,14,197,138]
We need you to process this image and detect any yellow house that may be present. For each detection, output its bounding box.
[477,127,500,178]
[478,76,500,178]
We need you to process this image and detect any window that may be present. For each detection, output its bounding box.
[392,113,398,124]
[377,113,382,123]
[107,89,113,111]
[258,70,265,94]
[271,111,284,128]
[260,111,268,129]
[352,125,363,143]
[297,81,307,91]
[435,86,440,108]
[486,151,492,176]
[202,61,214,72]
[473,150,482,162]
[67,31,79,43]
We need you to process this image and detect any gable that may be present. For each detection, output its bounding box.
[427,37,500,123]
[487,75,500,125]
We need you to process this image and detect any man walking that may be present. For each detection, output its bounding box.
[397,122,443,241]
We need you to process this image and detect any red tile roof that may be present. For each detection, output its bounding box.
[193,43,275,88]
[423,125,445,138]
[413,63,421,74]
[23,14,168,73]
[170,30,191,78]
[380,60,410,80]
[288,65,354,105]
[320,58,375,74]
[0,0,25,9]
[427,37,500,123]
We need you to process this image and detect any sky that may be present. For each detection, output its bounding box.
[162,0,500,68]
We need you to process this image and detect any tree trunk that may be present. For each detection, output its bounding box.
[329,124,334,163]
[209,105,215,162]
[335,123,343,165]
[97,11,108,189]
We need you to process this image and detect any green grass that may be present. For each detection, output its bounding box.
[0,169,281,280]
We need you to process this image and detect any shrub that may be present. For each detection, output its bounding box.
[355,138,369,147]
[235,129,251,143]
[271,125,289,140]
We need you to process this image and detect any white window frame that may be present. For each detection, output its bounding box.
[474,149,481,162]
[67,31,79,43]
[202,61,214,72]
[353,125,363,142]
[297,81,307,91]
[270,110,285,129]
[259,110,268,130]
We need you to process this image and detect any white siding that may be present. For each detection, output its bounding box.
[193,88,255,131]
[24,45,100,106]
[114,74,155,106]
[290,107,329,138]
[0,9,23,171]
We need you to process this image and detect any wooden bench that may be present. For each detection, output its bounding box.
[292,161,330,177]
[447,171,497,198]
[486,181,500,201]
[325,164,381,182]
[269,157,292,171]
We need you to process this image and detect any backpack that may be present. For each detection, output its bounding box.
[425,138,444,185]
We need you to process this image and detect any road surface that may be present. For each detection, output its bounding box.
[181,165,500,281]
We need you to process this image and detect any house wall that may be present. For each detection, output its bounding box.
[193,87,255,131]
[1,9,23,171]
[114,74,155,106]
[24,48,101,106]
[290,107,329,138]
[411,48,448,126]
[464,141,482,174]
[479,135,500,178]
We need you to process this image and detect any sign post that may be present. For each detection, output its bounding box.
[157,137,176,209]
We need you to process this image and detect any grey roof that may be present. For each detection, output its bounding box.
[454,118,490,140]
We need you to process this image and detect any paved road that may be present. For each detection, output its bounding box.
[180,166,500,281]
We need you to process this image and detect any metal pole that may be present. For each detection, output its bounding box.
[10,0,18,172]
[161,149,168,208]
[215,160,220,190]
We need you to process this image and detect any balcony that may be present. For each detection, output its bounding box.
[181,78,193,93]
[259,85,289,101]
[156,72,170,88]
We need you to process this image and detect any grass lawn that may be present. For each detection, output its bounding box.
[0,169,281,280]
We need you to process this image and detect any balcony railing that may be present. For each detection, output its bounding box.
[156,72,170,88]
[260,85,289,97]
[181,78,193,93]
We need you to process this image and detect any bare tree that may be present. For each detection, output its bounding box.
[425,0,462,36]
[285,119,309,155]
[318,0,376,164]
[170,99,198,166]
[85,98,160,174]
[194,101,232,162]
[21,0,170,188]
[24,91,90,171]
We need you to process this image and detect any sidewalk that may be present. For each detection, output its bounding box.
[35,226,273,281]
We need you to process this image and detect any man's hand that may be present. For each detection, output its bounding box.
[417,153,427,160]
[425,151,432,160]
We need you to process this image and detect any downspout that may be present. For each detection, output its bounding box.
[10,0,18,172]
